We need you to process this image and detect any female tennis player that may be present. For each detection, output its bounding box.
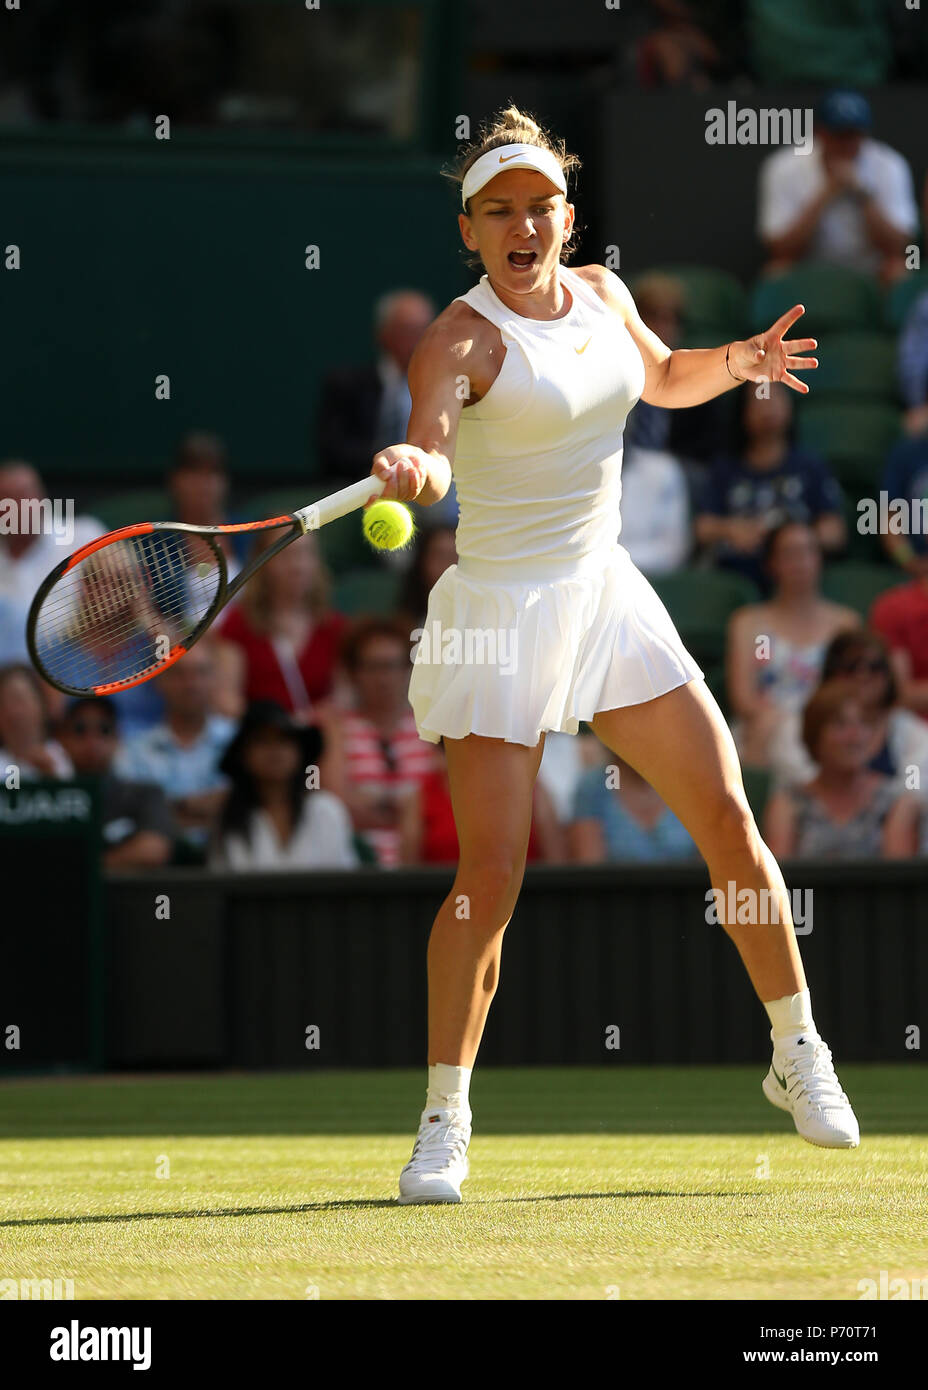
[369,107,859,1205]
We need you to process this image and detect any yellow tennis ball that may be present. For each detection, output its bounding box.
[363,499,415,551]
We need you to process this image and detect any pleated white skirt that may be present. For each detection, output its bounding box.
[408,542,704,747]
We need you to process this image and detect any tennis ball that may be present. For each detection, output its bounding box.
[363,499,415,551]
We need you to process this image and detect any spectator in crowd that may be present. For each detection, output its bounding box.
[210,701,358,871]
[883,785,928,858]
[337,616,436,867]
[218,531,346,719]
[757,89,918,283]
[567,755,698,863]
[634,0,727,89]
[763,680,903,860]
[317,288,458,529]
[879,432,928,576]
[896,289,928,439]
[619,444,691,575]
[394,524,458,641]
[885,199,928,696]
[619,276,693,573]
[114,637,236,855]
[399,739,564,864]
[0,459,168,738]
[0,458,102,668]
[57,697,174,869]
[726,522,859,770]
[165,432,245,719]
[869,568,928,720]
[537,724,610,828]
[167,430,240,572]
[625,272,728,469]
[318,290,434,475]
[695,383,845,591]
[0,663,72,780]
[771,630,928,791]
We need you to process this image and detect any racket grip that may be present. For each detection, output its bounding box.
[294,475,386,532]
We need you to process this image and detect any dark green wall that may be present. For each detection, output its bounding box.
[1,140,472,486]
[100,861,928,1070]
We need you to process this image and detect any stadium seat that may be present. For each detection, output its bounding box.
[811,332,899,403]
[740,766,773,824]
[700,660,730,716]
[840,492,884,564]
[650,568,760,666]
[796,401,901,483]
[333,567,402,616]
[636,265,748,340]
[820,562,900,619]
[883,272,928,332]
[750,266,882,336]
[240,486,316,521]
[91,488,172,530]
[242,481,371,575]
[827,455,894,504]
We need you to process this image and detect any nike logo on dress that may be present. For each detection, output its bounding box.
[575,337,592,354]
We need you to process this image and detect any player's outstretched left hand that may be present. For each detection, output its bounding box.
[730,304,818,393]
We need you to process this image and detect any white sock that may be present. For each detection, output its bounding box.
[764,989,815,1045]
[426,1063,472,1115]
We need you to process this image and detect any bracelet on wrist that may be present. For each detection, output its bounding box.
[726,342,744,383]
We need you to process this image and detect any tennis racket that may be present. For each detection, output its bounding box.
[27,474,386,698]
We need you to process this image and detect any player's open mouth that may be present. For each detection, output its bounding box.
[507,250,537,270]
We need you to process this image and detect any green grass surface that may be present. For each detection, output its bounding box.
[1,1067,925,1300]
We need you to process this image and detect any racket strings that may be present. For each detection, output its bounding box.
[32,530,223,693]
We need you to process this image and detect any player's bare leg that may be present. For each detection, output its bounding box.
[398,732,544,1203]
[428,733,544,1064]
[591,678,859,1148]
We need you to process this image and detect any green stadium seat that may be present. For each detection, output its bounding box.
[812,332,899,403]
[679,328,745,354]
[826,455,891,503]
[700,660,730,717]
[750,266,882,336]
[840,492,884,564]
[650,568,760,666]
[91,488,172,530]
[883,272,928,332]
[240,486,314,521]
[635,265,748,340]
[740,766,773,824]
[333,567,402,617]
[796,401,901,479]
[241,480,371,575]
[747,0,893,85]
[820,562,899,619]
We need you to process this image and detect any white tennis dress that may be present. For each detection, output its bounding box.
[408,264,704,747]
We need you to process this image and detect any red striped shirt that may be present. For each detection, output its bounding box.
[341,709,437,866]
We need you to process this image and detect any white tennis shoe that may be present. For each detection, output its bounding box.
[762,1030,860,1148]
[398,1107,471,1204]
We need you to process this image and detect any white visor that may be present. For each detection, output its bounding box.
[461,143,568,208]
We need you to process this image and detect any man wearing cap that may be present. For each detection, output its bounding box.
[757,89,918,283]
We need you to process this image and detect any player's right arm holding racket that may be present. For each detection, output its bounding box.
[368,303,492,504]
[26,309,486,701]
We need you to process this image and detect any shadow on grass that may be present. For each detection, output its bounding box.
[0,1190,769,1228]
